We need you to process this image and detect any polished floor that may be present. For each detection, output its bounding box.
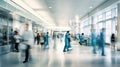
[0,39,120,67]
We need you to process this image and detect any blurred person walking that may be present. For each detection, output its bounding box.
[100,28,106,56]
[36,33,40,45]
[21,23,34,63]
[45,32,49,48]
[79,33,85,45]
[111,33,116,50]
[63,31,70,52]
[53,32,57,49]
[10,29,15,51]
[68,33,72,50]
[91,29,97,54]
[14,31,21,52]
[40,33,45,47]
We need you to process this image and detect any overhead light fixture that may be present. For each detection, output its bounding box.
[89,6,93,9]
[75,15,79,23]
[23,0,43,9]
[11,0,55,26]
[49,6,52,8]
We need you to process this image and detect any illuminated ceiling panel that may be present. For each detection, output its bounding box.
[7,0,110,30]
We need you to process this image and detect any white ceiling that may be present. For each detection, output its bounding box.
[9,0,108,30]
[44,0,108,26]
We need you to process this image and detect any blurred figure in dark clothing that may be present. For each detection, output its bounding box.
[36,33,40,45]
[111,33,116,50]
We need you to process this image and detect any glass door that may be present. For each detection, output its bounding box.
[105,20,112,43]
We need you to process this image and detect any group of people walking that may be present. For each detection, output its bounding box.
[9,23,34,63]
[34,32,49,48]
[10,23,50,63]
[79,28,117,56]
[91,28,106,56]
[9,24,117,63]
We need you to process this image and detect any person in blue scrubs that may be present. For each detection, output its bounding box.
[79,33,84,45]
[96,34,100,51]
[100,28,106,56]
[45,32,49,48]
[91,29,97,54]
[63,31,70,52]
[68,33,72,50]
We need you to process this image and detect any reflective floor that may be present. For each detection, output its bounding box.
[0,39,120,67]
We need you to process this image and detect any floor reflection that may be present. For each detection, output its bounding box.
[1,40,120,67]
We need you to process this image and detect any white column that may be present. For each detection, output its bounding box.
[117,3,120,50]
[91,16,94,32]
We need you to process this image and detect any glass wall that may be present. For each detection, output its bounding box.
[80,18,91,36]
[80,4,117,43]
[0,16,13,46]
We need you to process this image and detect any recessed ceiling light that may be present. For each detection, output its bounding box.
[49,6,52,8]
[89,6,93,9]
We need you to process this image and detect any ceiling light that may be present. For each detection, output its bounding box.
[89,6,93,9]
[11,0,55,26]
[49,6,52,8]
[23,0,43,9]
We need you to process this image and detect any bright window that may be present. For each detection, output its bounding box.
[105,20,112,43]
[106,10,112,19]
[98,14,103,21]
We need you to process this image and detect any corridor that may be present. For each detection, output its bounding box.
[0,40,120,67]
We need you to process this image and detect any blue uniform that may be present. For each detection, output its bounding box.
[79,35,84,45]
[97,35,100,50]
[100,32,105,56]
[68,34,72,49]
[91,32,97,54]
[45,34,49,47]
[63,33,69,52]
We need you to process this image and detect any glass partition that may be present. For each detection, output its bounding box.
[0,16,13,46]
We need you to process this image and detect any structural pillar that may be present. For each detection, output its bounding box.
[117,3,120,50]
[91,16,94,33]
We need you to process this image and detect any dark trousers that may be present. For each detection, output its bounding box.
[10,39,15,51]
[37,39,40,45]
[24,45,30,61]
[15,43,19,51]
[40,42,44,45]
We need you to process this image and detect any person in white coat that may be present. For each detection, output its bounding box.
[21,23,34,63]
